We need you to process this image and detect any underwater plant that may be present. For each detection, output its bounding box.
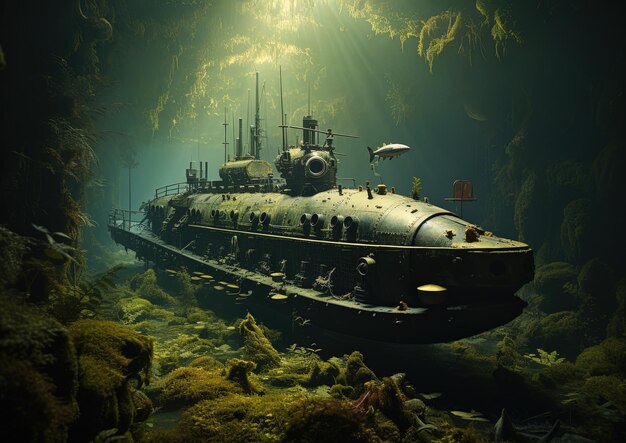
[158,365,242,408]
[418,10,462,73]
[239,312,282,370]
[410,176,422,200]
[0,294,78,442]
[68,319,153,441]
[523,348,566,367]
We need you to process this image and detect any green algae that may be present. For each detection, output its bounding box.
[239,312,282,370]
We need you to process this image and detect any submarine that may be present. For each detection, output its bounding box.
[109,75,534,344]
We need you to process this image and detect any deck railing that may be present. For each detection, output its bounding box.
[108,208,146,231]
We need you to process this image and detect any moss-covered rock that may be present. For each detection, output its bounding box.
[576,258,617,339]
[540,361,584,385]
[238,313,281,370]
[580,374,626,412]
[309,360,341,387]
[607,279,626,337]
[225,358,261,394]
[526,311,585,358]
[560,198,593,264]
[0,295,78,441]
[68,319,153,441]
[575,337,626,376]
[343,351,377,394]
[115,296,181,325]
[158,366,241,408]
[534,262,579,313]
[282,398,378,443]
[132,268,177,305]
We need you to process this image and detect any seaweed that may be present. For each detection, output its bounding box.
[68,319,153,441]
[158,366,241,408]
[238,312,281,370]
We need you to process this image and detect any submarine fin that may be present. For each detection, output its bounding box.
[367,146,375,163]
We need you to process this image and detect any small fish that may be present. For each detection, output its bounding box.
[419,392,442,400]
[367,143,410,162]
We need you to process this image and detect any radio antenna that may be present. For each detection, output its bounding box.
[279,66,286,152]
[222,107,229,163]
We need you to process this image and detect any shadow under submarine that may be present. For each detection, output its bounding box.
[109,84,533,344]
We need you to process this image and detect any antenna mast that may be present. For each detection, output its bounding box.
[279,66,286,152]
[250,72,262,160]
[222,108,229,163]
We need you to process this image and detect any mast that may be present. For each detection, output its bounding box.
[250,72,262,160]
[279,65,286,152]
[254,72,261,159]
[222,107,229,163]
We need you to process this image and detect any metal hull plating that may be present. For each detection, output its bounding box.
[109,184,533,343]
[109,224,527,343]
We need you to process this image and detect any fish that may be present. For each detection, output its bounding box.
[367,143,410,162]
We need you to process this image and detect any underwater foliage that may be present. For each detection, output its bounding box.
[418,11,462,73]
[282,398,379,443]
[560,199,594,264]
[0,295,78,442]
[308,359,341,387]
[158,365,242,408]
[225,358,261,394]
[344,351,377,394]
[575,337,626,377]
[68,319,153,440]
[534,262,579,313]
[131,268,177,305]
[525,311,585,358]
[523,348,566,367]
[239,312,282,370]
[410,176,422,200]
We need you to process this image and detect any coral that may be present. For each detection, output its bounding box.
[560,199,593,264]
[238,312,281,370]
[225,358,261,394]
[534,261,579,313]
[158,366,241,408]
[0,295,78,441]
[68,319,153,441]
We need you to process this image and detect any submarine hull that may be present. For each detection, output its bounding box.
[110,220,529,344]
